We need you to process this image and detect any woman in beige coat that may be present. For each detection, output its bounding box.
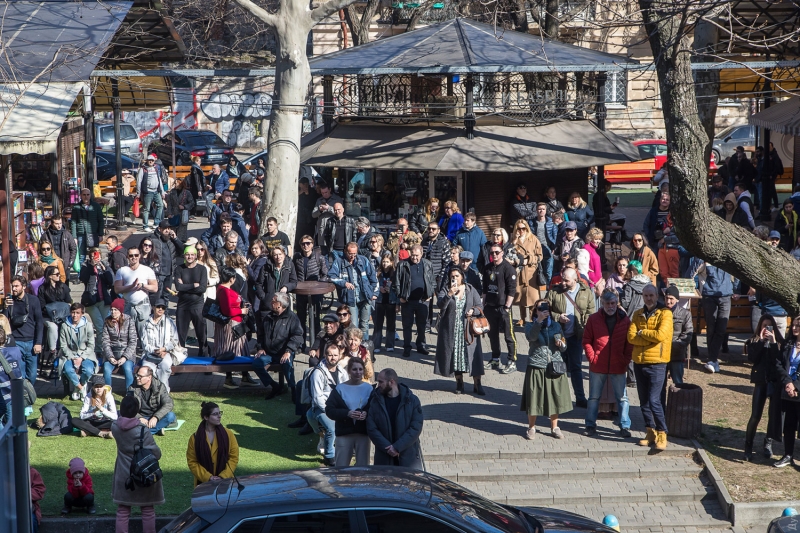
[112,395,164,533]
[512,219,543,325]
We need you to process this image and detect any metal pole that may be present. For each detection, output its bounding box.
[323,75,334,134]
[112,79,124,226]
[170,91,177,185]
[11,379,31,533]
[84,90,96,199]
[0,172,11,290]
[596,73,607,195]
[464,74,475,140]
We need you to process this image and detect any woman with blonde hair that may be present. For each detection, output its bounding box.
[410,197,440,234]
[439,200,464,241]
[564,192,594,239]
[38,240,67,282]
[196,242,219,356]
[342,327,374,382]
[511,219,543,326]
[582,227,605,287]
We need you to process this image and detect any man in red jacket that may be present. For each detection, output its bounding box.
[582,289,633,438]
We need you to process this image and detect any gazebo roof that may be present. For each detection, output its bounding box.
[308,18,638,75]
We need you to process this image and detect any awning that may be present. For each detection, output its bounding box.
[718,67,800,97]
[302,120,641,171]
[0,82,84,156]
[750,98,800,136]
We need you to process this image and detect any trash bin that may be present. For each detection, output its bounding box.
[665,383,703,439]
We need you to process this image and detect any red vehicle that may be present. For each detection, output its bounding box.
[605,139,716,184]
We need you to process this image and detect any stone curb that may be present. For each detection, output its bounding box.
[692,438,734,522]
[732,501,800,528]
[425,447,692,461]
[499,487,715,506]
[437,466,701,482]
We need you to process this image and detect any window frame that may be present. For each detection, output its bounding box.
[227,508,360,533]
[355,507,469,533]
[604,71,628,109]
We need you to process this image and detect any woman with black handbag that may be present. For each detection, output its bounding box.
[772,318,800,468]
[215,266,254,389]
[521,300,571,441]
[434,266,485,395]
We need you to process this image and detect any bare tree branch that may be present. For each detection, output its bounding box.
[230,0,279,27]
[310,0,361,24]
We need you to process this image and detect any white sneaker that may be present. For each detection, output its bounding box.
[704,362,716,374]
[317,437,325,455]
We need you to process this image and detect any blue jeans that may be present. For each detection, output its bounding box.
[63,359,96,388]
[142,191,164,227]
[76,235,87,265]
[252,353,295,391]
[349,301,372,339]
[564,336,586,402]
[541,247,554,286]
[634,363,668,432]
[307,406,336,459]
[15,339,36,383]
[151,410,177,435]
[103,358,135,390]
[586,372,630,430]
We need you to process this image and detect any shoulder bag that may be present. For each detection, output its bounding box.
[466,306,490,346]
[202,298,230,325]
[545,338,567,379]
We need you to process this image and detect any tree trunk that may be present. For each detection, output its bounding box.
[512,0,529,32]
[544,0,559,38]
[260,21,310,245]
[639,0,800,314]
[693,18,720,167]
[344,0,380,46]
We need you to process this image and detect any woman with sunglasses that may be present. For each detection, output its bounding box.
[511,220,543,327]
[38,240,67,283]
[434,266,485,395]
[336,305,353,330]
[38,265,73,373]
[438,201,464,242]
[522,299,571,440]
[187,401,239,486]
[365,233,386,273]
[628,233,659,286]
[138,239,161,308]
[293,235,329,349]
[410,197,440,235]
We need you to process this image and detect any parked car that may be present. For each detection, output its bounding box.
[242,150,268,171]
[94,120,142,156]
[605,138,717,184]
[162,467,615,533]
[149,130,234,166]
[712,124,755,163]
[95,151,138,181]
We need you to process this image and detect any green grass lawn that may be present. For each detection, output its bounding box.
[29,391,321,516]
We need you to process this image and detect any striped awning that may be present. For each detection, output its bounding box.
[750,98,800,136]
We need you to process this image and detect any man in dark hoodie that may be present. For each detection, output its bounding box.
[718,192,751,230]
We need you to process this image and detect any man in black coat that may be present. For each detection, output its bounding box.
[366,368,424,469]
[253,292,304,400]
[394,245,436,357]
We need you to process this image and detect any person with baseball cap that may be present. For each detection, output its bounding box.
[662,284,692,399]
[555,221,583,273]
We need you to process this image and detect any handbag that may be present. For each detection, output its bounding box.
[545,333,567,378]
[231,320,250,341]
[181,209,190,226]
[202,298,230,325]
[44,301,71,324]
[465,306,490,346]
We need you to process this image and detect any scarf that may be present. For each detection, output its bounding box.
[193,423,230,480]
[782,210,798,245]
[41,254,56,265]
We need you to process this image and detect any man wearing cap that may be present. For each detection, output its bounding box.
[136,154,167,230]
[174,245,208,357]
[114,246,159,339]
[148,221,178,302]
[663,284,693,393]
[308,314,343,359]
[203,164,230,218]
[457,251,482,291]
[707,174,730,209]
[555,221,583,273]
[71,189,105,265]
[141,299,181,391]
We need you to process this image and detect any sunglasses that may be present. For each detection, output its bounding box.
[493,233,503,237]
[128,254,140,258]
[632,238,643,242]
[490,251,503,256]
[337,312,350,317]
[41,247,51,251]
[301,242,313,246]
[142,243,152,247]
[428,228,439,231]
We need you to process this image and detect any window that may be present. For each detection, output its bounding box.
[362,510,462,533]
[269,511,351,533]
[604,72,627,107]
[231,517,269,533]
[731,126,752,140]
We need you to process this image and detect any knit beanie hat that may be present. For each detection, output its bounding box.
[69,457,85,475]
[111,298,125,314]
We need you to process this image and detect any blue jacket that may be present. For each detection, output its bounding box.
[0,346,23,409]
[439,213,464,241]
[564,204,595,239]
[208,170,230,194]
[202,210,249,253]
[454,225,487,271]
[328,254,379,306]
[757,292,788,318]
[702,264,734,297]
[528,218,558,250]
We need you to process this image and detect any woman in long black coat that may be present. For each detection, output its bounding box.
[434,266,485,395]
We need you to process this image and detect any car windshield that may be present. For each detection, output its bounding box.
[637,143,667,159]
[99,125,139,142]
[429,479,531,533]
[183,132,228,147]
[715,125,739,139]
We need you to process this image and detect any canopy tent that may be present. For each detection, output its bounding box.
[308,18,639,74]
[718,66,800,97]
[302,120,641,171]
[750,98,800,136]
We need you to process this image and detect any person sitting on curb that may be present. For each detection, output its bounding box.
[253,293,304,400]
[627,284,673,451]
[127,366,176,436]
[140,299,183,392]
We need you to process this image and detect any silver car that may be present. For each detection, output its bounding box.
[712,124,755,163]
[94,121,142,156]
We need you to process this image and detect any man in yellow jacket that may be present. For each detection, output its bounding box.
[627,284,673,450]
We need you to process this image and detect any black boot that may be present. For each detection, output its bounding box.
[455,377,464,395]
[298,423,313,435]
[764,437,774,458]
[744,441,754,462]
[473,378,486,396]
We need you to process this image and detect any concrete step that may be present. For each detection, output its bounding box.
[427,455,702,482]
[425,444,697,461]
[460,474,715,506]
[523,501,732,530]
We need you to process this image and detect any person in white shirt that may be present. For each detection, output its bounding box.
[140,299,182,391]
[71,376,118,438]
[113,247,159,338]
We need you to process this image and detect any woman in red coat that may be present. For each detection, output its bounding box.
[215,266,250,365]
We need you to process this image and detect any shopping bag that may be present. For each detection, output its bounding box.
[132,198,140,218]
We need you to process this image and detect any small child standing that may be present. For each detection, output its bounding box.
[62,457,95,515]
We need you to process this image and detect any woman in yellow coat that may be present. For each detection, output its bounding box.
[186,401,239,486]
[511,219,543,325]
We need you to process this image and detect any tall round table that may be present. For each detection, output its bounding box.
[292,281,335,347]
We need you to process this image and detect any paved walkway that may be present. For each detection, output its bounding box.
[33,219,739,532]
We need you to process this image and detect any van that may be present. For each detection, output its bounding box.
[94,121,142,157]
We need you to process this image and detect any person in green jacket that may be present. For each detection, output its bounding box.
[70,189,105,265]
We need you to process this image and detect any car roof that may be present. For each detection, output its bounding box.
[192,467,435,523]
[632,139,665,146]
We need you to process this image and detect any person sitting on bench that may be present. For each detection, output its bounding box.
[140,299,182,392]
[253,293,304,401]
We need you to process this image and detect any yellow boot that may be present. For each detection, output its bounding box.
[654,430,668,451]
[638,427,656,447]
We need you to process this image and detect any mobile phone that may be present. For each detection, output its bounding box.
[451,278,457,288]
[766,326,774,333]
[615,196,620,204]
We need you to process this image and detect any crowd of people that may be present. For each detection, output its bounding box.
[4,145,800,529]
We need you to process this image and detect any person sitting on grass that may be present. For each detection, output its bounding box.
[127,366,176,436]
[186,401,240,486]
[62,457,95,515]
[72,376,117,439]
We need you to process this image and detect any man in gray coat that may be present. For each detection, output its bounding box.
[662,285,693,404]
[366,368,424,469]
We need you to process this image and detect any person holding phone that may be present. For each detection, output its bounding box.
[773,318,800,468]
[744,314,783,462]
[522,299,570,440]
[434,266,485,395]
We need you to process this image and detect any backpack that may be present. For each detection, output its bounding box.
[299,366,318,406]
[126,426,163,490]
[0,350,36,408]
